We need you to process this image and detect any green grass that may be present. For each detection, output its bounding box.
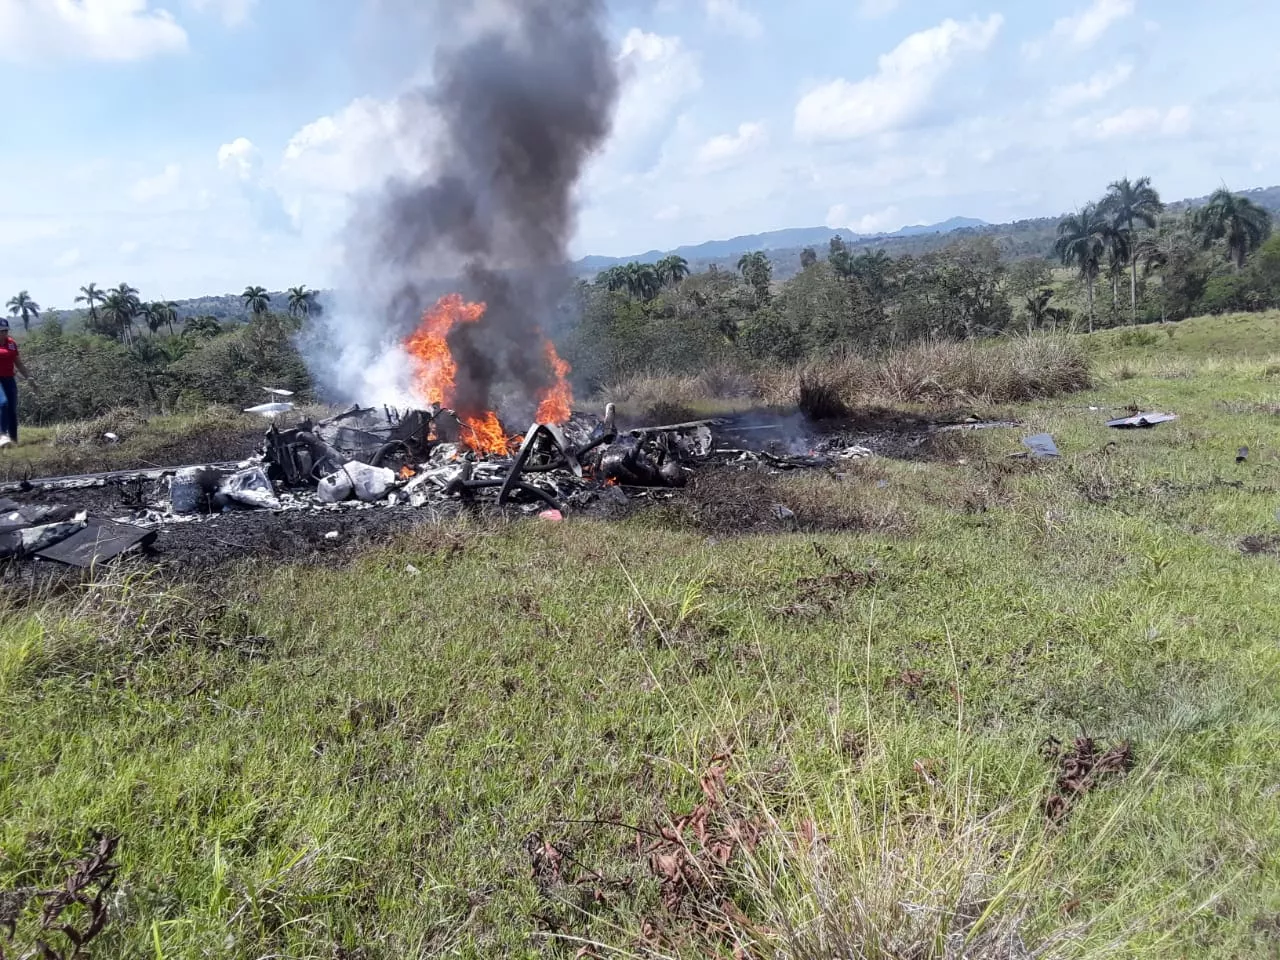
[0,406,286,482]
[1087,310,1280,361]
[2,314,1280,957]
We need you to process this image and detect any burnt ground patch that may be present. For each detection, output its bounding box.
[648,465,908,537]
[0,423,264,484]
[1239,534,1280,557]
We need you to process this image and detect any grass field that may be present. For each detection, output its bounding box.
[2,314,1280,958]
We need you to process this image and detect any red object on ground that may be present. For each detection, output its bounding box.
[538,509,564,522]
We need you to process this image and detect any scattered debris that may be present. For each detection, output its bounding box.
[32,519,157,568]
[537,509,564,522]
[1040,735,1134,823]
[244,402,295,417]
[1107,412,1177,429]
[262,387,295,397]
[1237,446,1250,464]
[1022,433,1061,458]
[219,466,280,510]
[324,531,340,541]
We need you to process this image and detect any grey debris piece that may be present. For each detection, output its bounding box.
[1107,412,1178,429]
[1022,433,1061,458]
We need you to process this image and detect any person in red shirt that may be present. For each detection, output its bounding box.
[0,318,37,445]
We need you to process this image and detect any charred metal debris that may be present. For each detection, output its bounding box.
[0,405,878,565]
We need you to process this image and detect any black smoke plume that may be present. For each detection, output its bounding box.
[346,0,619,419]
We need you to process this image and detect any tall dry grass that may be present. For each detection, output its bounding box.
[601,337,1092,420]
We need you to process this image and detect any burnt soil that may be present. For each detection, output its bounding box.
[0,408,1008,587]
[0,425,265,483]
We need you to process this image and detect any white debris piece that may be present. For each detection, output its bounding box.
[244,402,295,417]
[324,531,340,540]
[218,467,280,510]
[317,469,354,504]
[263,387,295,397]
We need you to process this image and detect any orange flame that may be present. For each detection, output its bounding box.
[535,340,573,425]
[460,411,511,457]
[404,293,485,407]
[403,293,572,455]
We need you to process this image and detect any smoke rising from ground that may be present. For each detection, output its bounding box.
[304,0,619,417]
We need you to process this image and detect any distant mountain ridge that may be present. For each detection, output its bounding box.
[574,216,988,273]
[573,186,1280,282]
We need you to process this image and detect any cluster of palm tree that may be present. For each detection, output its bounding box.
[5,291,40,331]
[73,282,173,343]
[597,255,690,300]
[242,285,319,320]
[1056,179,1273,331]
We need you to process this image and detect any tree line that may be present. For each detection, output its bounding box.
[562,177,1278,387]
[1054,181,1272,331]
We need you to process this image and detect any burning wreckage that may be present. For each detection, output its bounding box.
[0,295,869,568]
[0,403,873,569]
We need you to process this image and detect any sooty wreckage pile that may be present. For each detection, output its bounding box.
[0,404,878,569]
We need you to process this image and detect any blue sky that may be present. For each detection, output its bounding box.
[2,0,1278,308]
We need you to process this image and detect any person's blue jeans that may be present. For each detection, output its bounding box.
[0,377,18,441]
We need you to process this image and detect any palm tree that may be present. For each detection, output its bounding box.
[596,266,629,293]
[656,255,690,288]
[141,302,166,336]
[107,284,142,343]
[75,283,106,325]
[1195,188,1273,270]
[5,291,40,332]
[101,293,130,342]
[1102,177,1164,323]
[184,315,222,339]
[1024,288,1068,332]
[159,301,179,336]
[1104,231,1129,321]
[623,263,661,301]
[287,285,317,318]
[1055,203,1110,333]
[242,285,272,316]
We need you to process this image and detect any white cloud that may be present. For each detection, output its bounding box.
[1052,0,1135,46]
[1079,105,1192,140]
[826,204,903,235]
[858,0,901,18]
[129,163,181,202]
[654,204,682,222]
[612,30,701,143]
[217,137,260,180]
[705,0,762,39]
[187,0,256,27]
[696,122,766,170]
[1048,63,1133,113]
[795,15,1003,143]
[0,0,187,62]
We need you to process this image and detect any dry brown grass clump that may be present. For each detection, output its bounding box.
[50,407,149,446]
[779,336,1092,408]
[602,336,1091,420]
[600,365,761,421]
